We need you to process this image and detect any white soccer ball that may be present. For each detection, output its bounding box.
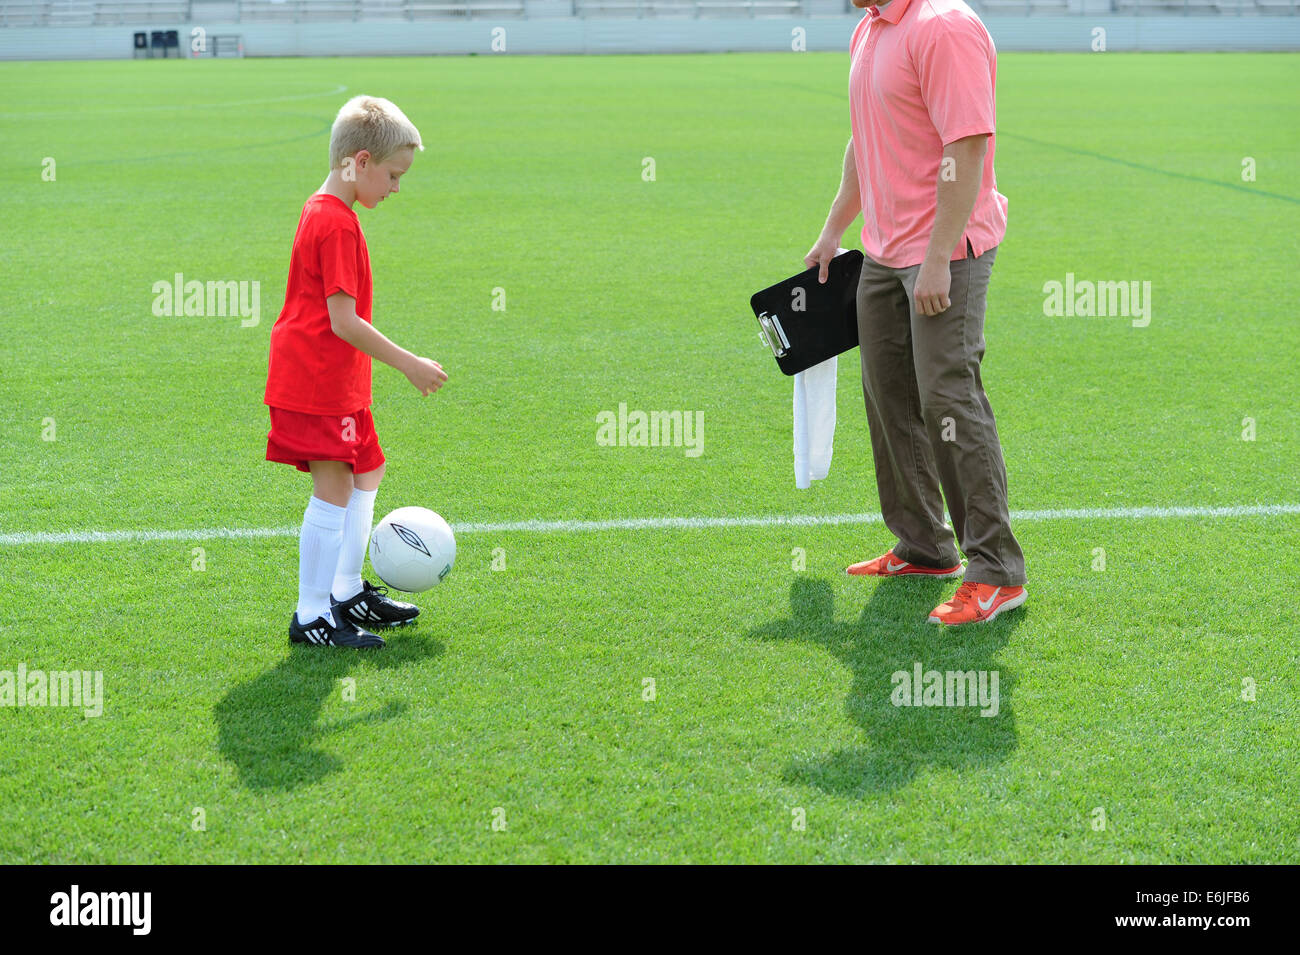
[369,506,456,593]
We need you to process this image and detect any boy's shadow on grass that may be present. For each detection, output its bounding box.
[215,634,442,792]
[747,576,1022,798]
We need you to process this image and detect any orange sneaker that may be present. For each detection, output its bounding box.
[846,552,964,578]
[928,581,1027,626]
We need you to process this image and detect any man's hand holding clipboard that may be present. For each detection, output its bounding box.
[749,249,863,376]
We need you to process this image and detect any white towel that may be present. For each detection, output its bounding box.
[793,355,837,490]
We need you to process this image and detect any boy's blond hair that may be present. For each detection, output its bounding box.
[329,95,424,169]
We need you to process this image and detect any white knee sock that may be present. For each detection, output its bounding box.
[297,496,348,626]
[332,486,378,601]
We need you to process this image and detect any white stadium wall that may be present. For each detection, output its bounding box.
[1,5,1298,59]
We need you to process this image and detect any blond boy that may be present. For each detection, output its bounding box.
[264,95,446,648]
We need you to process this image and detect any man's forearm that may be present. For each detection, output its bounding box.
[923,135,988,265]
[821,138,862,240]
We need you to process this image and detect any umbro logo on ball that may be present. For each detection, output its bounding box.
[391,522,431,557]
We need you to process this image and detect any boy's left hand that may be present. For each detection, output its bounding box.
[404,355,448,396]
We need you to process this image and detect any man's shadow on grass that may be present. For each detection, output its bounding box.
[215,634,442,792]
[747,576,1023,798]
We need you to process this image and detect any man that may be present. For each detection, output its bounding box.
[804,0,1026,626]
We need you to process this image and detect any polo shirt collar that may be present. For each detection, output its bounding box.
[871,0,914,23]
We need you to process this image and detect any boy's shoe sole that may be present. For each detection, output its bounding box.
[289,614,385,649]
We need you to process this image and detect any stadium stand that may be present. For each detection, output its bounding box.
[0,1,537,24]
[1,0,1296,60]
[2,0,1298,26]
[979,1,1070,13]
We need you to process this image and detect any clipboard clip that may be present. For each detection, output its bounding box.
[756,311,789,359]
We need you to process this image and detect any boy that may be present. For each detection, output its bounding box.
[265,95,447,649]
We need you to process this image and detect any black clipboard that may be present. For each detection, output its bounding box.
[750,250,862,376]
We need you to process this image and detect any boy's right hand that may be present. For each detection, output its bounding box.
[404,356,448,395]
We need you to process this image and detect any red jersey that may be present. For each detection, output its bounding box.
[264,193,373,415]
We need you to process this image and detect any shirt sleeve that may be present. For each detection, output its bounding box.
[912,13,997,146]
[318,225,361,301]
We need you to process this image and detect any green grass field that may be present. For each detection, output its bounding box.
[0,51,1296,863]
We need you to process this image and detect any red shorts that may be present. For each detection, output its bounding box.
[266,406,386,474]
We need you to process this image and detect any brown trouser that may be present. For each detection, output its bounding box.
[856,241,1026,587]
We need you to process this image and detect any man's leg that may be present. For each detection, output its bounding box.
[856,255,961,569]
[903,244,1025,587]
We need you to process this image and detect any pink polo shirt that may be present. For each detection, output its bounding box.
[849,0,1008,268]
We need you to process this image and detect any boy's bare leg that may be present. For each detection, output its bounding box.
[309,459,355,507]
[354,462,385,493]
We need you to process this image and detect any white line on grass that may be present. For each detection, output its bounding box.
[1,503,1297,547]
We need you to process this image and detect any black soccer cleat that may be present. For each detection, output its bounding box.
[289,612,386,649]
[331,579,420,629]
